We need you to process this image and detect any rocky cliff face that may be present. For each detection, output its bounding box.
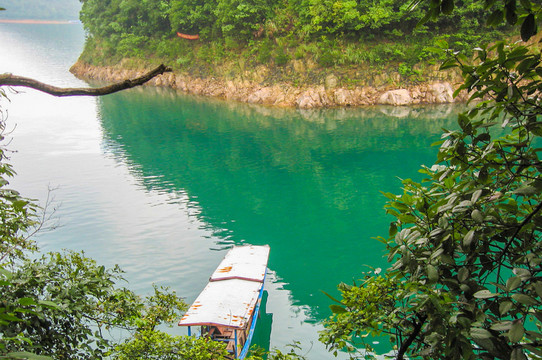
[70,61,467,108]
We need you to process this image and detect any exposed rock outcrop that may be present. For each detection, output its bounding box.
[70,61,467,108]
[378,89,412,106]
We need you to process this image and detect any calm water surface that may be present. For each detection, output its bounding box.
[0,23,459,358]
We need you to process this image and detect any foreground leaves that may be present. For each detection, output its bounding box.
[321,39,542,360]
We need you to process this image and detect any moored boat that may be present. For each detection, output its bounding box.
[178,245,270,359]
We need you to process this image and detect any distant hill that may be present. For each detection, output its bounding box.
[0,0,81,20]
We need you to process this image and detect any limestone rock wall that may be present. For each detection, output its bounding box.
[70,61,467,108]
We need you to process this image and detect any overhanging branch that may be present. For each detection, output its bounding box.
[0,64,172,97]
[397,313,427,360]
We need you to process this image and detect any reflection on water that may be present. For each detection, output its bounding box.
[0,21,464,358]
[96,87,459,354]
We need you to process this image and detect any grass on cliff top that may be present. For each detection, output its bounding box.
[79,30,505,88]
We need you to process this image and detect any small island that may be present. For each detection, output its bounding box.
[69,0,510,108]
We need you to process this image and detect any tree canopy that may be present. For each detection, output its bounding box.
[78,0,496,41]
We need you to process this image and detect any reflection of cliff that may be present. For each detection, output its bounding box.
[97,88,459,319]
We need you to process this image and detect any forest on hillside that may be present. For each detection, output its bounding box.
[0,0,80,20]
[78,0,509,85]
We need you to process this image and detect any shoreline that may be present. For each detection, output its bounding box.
[70,60,468,109]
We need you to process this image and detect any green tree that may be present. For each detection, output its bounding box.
[214,0,271,40]
[321,1,542,359]
[169,0,217,36]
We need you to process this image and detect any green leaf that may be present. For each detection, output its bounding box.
[435,39,449,49]
[463,230,475,248]
[505,0,518,25]
[471,327,493,340]
[0,267,12,279]
[427,264,438,283]
[440,58,458,70]
[506,276,522,291]
[474,289,499,298]
[38,300,60,309]
[458,267,469,282]
[321,291,342,304]
[512,293,537,305]
[329,304,347,314]
[511,348,528,360]
[508,320,525,342]
[487,10,504,26]
[389,222,398,237]
[490,320,512,331]
[516,56,536,75]
[1,313,22,322]
[17,297,37,306]
[471,189,483,203]
[520,13,537,41]
[512,184,539,195]
[499,301,513,315]
[471,209,484,223]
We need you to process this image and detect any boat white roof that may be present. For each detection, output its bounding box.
[178,245,270,329]
[178,278,262,329]
[210,245,270,282]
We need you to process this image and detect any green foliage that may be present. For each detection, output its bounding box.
[316,37,338,67]
[416,0,540,41]
[257,38,274,64]
[263,342,307,360]
[117,34,148,58]
[275,47,290,66]
[112,331,229,360]
[78,0,506,75]
[1,246,189,359]
[214,0,271,40]
[169,0,217,36]
[2,251,135,358]
[321,7,542,360]
[298,0,362,34]
[80,0,171,39]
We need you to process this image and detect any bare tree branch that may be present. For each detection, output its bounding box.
[0,64,172,97]
[397,314,427,360]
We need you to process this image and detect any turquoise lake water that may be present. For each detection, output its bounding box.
[0,23,460,358]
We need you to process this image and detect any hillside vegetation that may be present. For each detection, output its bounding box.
[78,0,509,87]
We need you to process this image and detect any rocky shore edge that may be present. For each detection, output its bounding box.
[70,61,467,108]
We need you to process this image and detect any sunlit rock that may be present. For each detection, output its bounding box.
[427,82,454,103]
[378,89,412,106]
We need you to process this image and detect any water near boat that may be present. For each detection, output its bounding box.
[0,22,460,358]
